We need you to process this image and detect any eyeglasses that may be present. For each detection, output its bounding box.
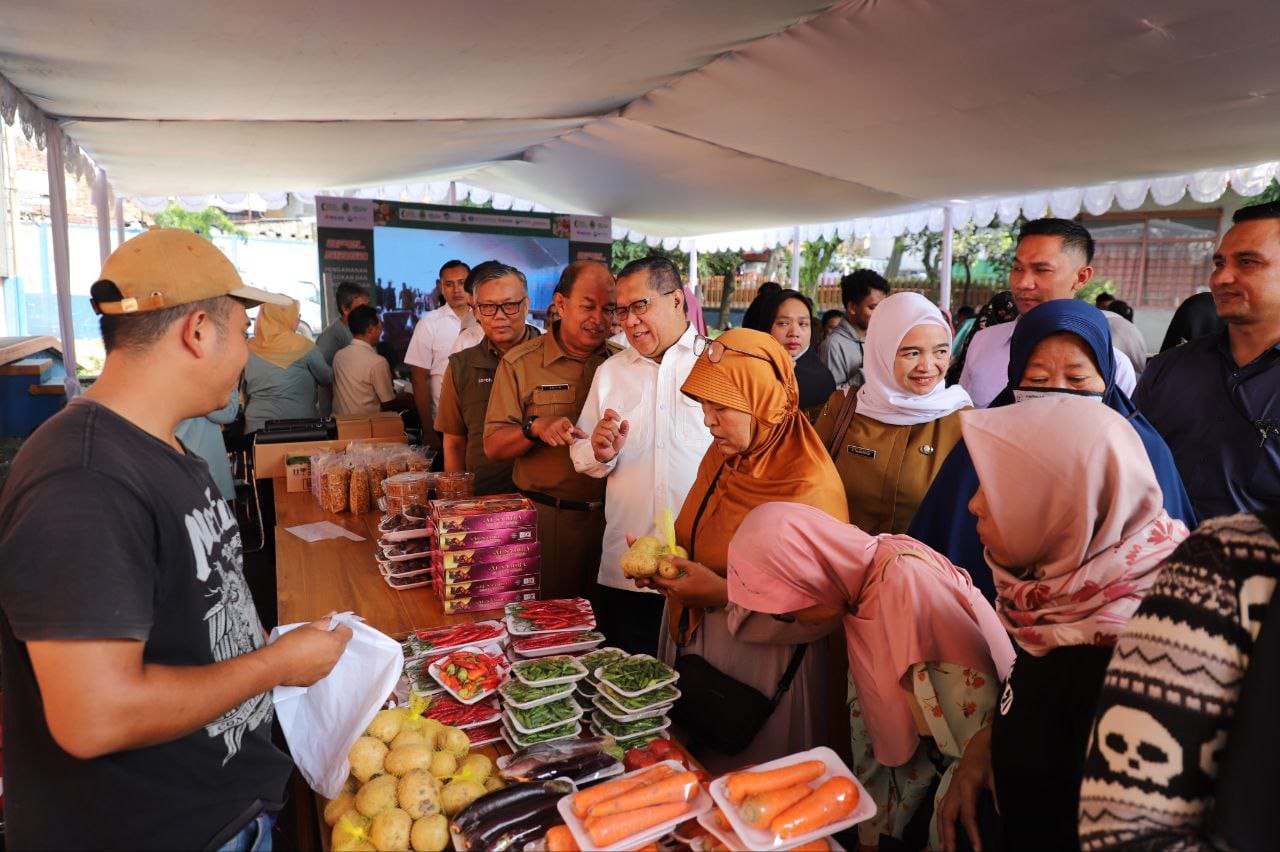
[607,289,679,321]
[474,298,527,317]
[692,334,774,365]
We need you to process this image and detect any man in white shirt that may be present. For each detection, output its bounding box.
[332,305,412,416]
[960,218,1136,407]
[570,257,712,654]
[404,260,473,450]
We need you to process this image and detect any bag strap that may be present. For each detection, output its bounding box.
[825,388,859,458]
[688,460,728,564]
[769,643,809,705]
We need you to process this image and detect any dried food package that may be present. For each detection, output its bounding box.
[323,464,350,514]
[349,466,371,515]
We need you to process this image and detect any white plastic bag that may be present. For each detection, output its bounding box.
[270,612,402,799]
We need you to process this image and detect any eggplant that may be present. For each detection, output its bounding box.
[487,805,569,852]
[499,736,612,778]
[524,750,620,784]
[466,795,563,849]
[452,779,571,835]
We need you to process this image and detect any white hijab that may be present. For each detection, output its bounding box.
[855,292,973,426]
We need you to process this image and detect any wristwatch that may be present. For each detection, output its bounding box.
[522,415,542,444]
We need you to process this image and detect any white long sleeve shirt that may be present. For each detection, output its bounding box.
[404,304,475,412]
[570,325,713,591]
[959,317,1136,408]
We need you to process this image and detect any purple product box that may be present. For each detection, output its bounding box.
[432,494,537,534]
[441,588,540,615]
[438,556,541,586]
[433,541,540,572]
[441,572,540,601]
[437,526,537,552]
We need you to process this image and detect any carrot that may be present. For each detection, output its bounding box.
[739,782,814,829]
[544,824,580,852]
[571,765,674,817]
[585,801,691,846]
[788,839,831,851]
[586,770,698,818]
[770,776,860,839]
[725,759,825,803]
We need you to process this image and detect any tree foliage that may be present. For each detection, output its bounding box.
[151,203,248,241]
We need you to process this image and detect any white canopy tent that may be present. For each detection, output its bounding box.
[3,0,1280,391]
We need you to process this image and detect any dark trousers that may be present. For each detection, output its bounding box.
[592,584,666,657]
[532,502,605,600]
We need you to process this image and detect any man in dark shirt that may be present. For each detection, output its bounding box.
[1134,201,1280,519]
[0,228,351,850]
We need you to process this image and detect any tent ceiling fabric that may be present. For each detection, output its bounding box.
[3,0,1279,241]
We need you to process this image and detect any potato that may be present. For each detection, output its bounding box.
[621,535,663,578]
[410,814,450,852]
[356,775,399,818]
[345,775,361,794]
[332,810,372,849]
[439,726,470,758]
[439,779,486,816]
[335,841,375,852]
[396,769,441,819]
[390,729,428,751]
[657,546,688,579]
[459,753,492,784]
[483,775,504,792]
[324,791,357,827]
[350,736,390,783]
[371,807,412,851]
[385,743,435,776]
[428,750,457,778]
[367,708,408,743]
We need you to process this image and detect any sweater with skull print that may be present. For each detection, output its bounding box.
[1078,512,1280,850]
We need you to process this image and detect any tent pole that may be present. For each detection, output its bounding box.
[44,120,82,397]
[93,168,111,266]
[790,226,802,289]
[114,195,125,246]
[688,246,698,294]
[939,207,953,313]
[447,181,457,206]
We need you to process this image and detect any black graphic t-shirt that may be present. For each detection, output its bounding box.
[0,399,292,850]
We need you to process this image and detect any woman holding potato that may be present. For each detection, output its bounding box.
[644,328,848,772]
[727,502,1014,849]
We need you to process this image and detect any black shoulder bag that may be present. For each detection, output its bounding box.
[669,461,809,755]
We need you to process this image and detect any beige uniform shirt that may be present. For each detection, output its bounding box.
[483,326,616,501]
[331,339,395,416]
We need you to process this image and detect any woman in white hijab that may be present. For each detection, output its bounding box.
[816,291,973,533]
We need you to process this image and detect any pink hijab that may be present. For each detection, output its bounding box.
[962,395,1189,656]
[727,502,1014,767]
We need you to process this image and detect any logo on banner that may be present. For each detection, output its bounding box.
[316,195,375,229]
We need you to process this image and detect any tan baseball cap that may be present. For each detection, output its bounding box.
[91,227,291,315]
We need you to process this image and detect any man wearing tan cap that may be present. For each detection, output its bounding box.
[0,228,351,850]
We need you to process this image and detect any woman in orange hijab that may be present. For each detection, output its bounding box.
[650,328,847,771]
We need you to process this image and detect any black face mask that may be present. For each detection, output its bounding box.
[1011,386,1105,403]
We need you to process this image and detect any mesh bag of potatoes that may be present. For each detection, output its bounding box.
[620,509,688,580]
[325,704,504,852]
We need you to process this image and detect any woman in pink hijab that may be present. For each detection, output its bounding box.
[728,503,1014,849]
[937,395,1189,851]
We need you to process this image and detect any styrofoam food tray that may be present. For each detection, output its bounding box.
[512,654,589,688]
[594,654,679,698]
[427,645,510,706]
[708,746,874,850]
[577,647,629,674]
[423,695,502,730]
[556,759,712,851]
[591,693,670,723]
[500,719,582,751]
[381,524,433,543]
[464,722,505,748]
[597,682,681,715]
[403,621,509,658]
[497,679,576,710]
[383,573,432,590]
[590,709,670,740]
[503,700,585,735]
[510,630,606,658]
[382,543,433,562]
[504,598,597,636]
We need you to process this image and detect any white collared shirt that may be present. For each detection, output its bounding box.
[570,324,713,591]
[404,304,475,412]
[959,317,1136,408]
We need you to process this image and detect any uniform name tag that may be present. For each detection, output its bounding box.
[478,377,492,384]
[846,444,877,459]
[538,383,570,391]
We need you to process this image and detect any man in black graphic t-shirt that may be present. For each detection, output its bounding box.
[0,228,352,850]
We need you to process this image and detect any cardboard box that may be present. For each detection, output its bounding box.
[442,589,539,615]
[440,572,539,600]
[432,541,540,572]
[285,455,312,492]
[432,495,537,534]
[438,526,537,552]
[254,436,407,479]
[335,413,406,440]
[438,556,541,586]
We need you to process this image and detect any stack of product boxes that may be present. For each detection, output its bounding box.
[431,494,541,614]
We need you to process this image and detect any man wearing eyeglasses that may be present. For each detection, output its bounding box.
[435,261,541,495]
[569,256,713,655]
[484,261,619,599]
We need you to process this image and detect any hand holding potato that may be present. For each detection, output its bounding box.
[651,557,729,608]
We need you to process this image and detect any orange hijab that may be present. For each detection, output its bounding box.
[673,329,848,640]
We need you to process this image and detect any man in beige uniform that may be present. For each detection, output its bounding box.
[435,261,541,495]
[484,262,618,599]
